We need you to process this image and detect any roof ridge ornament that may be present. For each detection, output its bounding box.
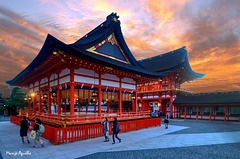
[103,12,120,27]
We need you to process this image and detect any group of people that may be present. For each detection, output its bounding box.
[20,116,45,148]
[150,111,169,129]
[101,117,121,144]
[20,116,121,147]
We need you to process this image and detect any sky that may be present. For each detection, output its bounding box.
[0,0,240,98]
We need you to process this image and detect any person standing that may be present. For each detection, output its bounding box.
[112,117,121,144]
[101,117,109,142]
[20,116,30,144]
[164,115,169,129]
[33,118,45,148]
[51,102,55,114]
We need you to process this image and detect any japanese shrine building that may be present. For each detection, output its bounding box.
[6,13,204,119]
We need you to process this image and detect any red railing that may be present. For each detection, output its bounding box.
[10,116,160,145]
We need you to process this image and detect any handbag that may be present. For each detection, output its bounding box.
[30,130,36,139]
[106,131,109,137]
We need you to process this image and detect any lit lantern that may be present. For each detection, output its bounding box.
[139,102,142,107]
[92,90,98,98]
[131,94,135,100]
[158,102,161,107]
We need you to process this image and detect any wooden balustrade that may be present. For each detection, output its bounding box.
[10,114,160,145]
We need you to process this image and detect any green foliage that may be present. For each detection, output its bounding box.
[5,87,28,109]
[0,91,3,98]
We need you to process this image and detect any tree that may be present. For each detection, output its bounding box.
[5,87,28,115]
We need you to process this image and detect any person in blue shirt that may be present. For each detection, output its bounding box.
[112,117,121,144]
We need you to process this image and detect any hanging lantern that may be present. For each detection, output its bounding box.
[131,94,135,100]
[59,85,62,90]
[158,102,161,107]
[43,93,48,99]
[139,102,142,107]
[92,90,98,98]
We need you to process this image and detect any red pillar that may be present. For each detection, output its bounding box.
[39,92,42,115]
[174,103,176,119]
[98,87,102,116]
[119,78,122,115]
[196,105,198,120]
[70,68,75,116]
[170,96,173,117]
[184,105,186,120]
[48,84,51,115]
[28,100,31,113]
[119,90,122,115]
[33,95,36,114]
[224,106,227,122]
[209,106,212,121]
[107,101,109,113]
[135,91,137,113]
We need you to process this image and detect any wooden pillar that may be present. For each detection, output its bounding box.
[184,105,186,120]
[170,96,173,117]
[33,95,36,114]
[135,91,137,113]
[174,103,176,119]
[98,87,102,116]
[98,74,102,116]
[209,105,212,121]
[224,106,227,122]
[70,67,75,116]
[39,92,42,115]
[119,78,122,115]
[48,78,51,115]
[28,100,31,113]
[107,101,109,113]
[119,90,122,115]
[196,105,198,120]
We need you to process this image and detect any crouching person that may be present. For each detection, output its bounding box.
[33,118,45,148]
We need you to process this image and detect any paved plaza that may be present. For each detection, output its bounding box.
[0,118,240,159]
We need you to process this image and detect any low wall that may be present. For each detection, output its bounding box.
[10,116,161,145]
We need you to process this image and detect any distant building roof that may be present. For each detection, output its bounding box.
[139,46,205,83]
[173,91,240,105]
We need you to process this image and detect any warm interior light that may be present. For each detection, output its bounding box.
[31,93,35,97]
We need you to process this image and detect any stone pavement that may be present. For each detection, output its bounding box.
[0,120,240,159]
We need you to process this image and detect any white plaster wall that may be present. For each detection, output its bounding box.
[101,79,119,88]
[74,68,98,77]
[74,75,99,85]
[59,76,70,84]
[59,68,70,77]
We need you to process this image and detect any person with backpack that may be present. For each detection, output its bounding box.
[112,117,121,144]
[33,118,45,148]
[101,117,109,142]
[20,116,30,144]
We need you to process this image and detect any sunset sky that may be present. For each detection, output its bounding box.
[0,0,240,98]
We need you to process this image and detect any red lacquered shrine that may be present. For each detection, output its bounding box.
[137,47,204,118]
[7,13,204,145]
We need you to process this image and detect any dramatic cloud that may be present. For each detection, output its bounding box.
[0,0,240,97]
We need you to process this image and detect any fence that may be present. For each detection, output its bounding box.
[11,116,160,145]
